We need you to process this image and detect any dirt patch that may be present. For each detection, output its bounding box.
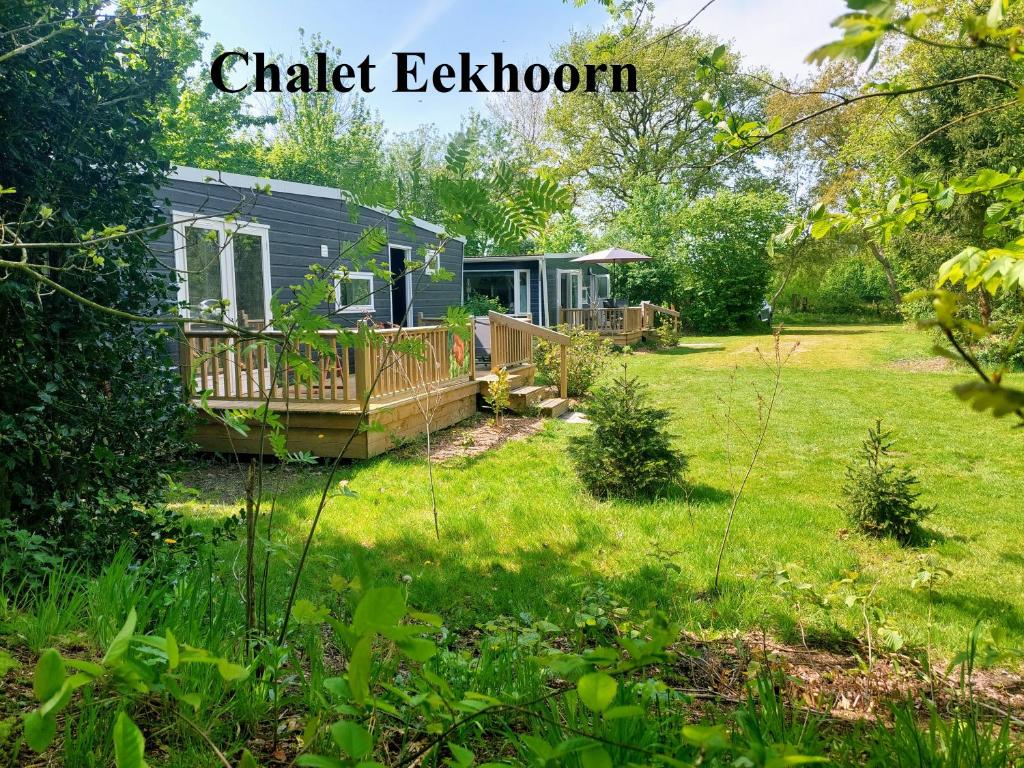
[420,414,548,462]
[669,631,1024,723]
[889,357,955,373]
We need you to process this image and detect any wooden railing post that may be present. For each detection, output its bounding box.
[177,338,193,401]
[468,317,476,380]
[559,343,568,399]
[354,327,373,403]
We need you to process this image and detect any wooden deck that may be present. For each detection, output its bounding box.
[559,302,679,346]
[181,315,568,459]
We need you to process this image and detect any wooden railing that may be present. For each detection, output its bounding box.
[180,324,471,405]
[640,301,680,332]
[559,306,643,335]
[488,311,570,398]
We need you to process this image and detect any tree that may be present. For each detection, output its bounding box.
[259,33,393,205]
[0,0,200,560]
[597,177,687,307]
[158,43,270,172]
[546,22,767,209]
[680,190,788,332]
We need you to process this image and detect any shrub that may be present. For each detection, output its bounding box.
[679,190,788,332]
[0,0,195,567]
[842,419,933,543]
[484,366,511,425]
[651,322,680,349]
[569,363,686,498]
[535,326,612,397]
[464,292,507,316]
[818,258,891,313]
[975,306,1024,372]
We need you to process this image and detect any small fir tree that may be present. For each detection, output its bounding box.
[569,364,686,498]
[842,419,934,544]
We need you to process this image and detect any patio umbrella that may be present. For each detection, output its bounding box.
[571,247,650,304]
[571,247,651,265]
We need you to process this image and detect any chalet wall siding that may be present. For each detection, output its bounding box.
[153,178,463,327]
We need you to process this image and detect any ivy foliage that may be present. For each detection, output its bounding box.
[0,0,199,562]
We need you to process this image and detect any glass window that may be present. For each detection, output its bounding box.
[336,272,375,312]
[184,225,223,317]
[232,232,267,323]
[515,270,530,315]
[595,274,611,300]
[464,272,514,312]
[559,270,582,309]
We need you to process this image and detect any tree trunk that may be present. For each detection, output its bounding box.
[867,240,901,308]
[979,289,992,325]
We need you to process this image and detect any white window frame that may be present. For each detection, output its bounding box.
[556,268,584,310]
[595,274,611,301]
[513,268,531,316]
[172,211,272,325]
[423,246,440,275]
[387,243,414,322]
[334,271,375,314]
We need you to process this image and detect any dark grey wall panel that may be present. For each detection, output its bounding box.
[152,178,464,328]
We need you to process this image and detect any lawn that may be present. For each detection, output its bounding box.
[173,323,1024,662]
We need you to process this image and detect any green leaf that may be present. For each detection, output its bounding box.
[113,712,149,768]
[682,724,728,750]
[348,636,372,706]
[953,381,1024,418]
[580,746,612,768]
[448,743,474,767]
[33,649,65,702]
[216,658,248,682]
[331,720,373,759]
[239,749,259,768]
[0,650,19,677]
[166,629,179,671]
[352,587,406,635]
[292,599,331,625]
[576,672,617,712]
[102,609,138,667]
[395,637,437,662]
[23,710,57,752]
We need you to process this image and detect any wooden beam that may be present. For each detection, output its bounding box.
[488,311,569,346]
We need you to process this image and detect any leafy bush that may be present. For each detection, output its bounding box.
[680,190,788,332]
[818,257,891,313]
[534,325,612,397]
[484,366,511,425]
[464,292,507,316]
[0,0,196,567]
[975,306,1024,372]
[842,419,933,543]
[569,364,686,498]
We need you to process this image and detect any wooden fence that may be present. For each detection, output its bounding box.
[179,324,471,405]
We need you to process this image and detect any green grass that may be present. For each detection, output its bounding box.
[172,323,1024,661]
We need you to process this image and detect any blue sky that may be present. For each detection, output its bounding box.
[193,0,847,136]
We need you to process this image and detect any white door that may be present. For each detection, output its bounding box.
[557,269,583,311]
[513,269,531,318]
[173,213,272,327]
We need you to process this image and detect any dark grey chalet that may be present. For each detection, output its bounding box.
[154,166,464,328]
[157,167,572,460]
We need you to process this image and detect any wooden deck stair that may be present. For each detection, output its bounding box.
[538,397,571,418]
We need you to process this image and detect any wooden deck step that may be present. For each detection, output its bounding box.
[539,397,571,418]
[508,384,551,413]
